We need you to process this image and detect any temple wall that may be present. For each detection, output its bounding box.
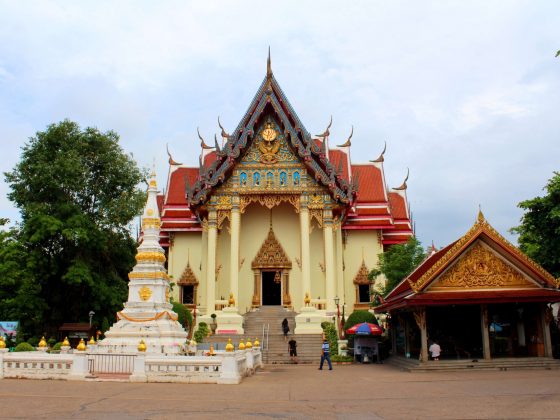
[343,230,382,308]
[168,232,204,304]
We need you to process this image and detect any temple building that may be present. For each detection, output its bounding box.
[375,211,560,364]
[158,54,412,333]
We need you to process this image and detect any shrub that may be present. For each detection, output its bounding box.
[343,310,378,331]
[47,337,57,347]
[15,342,35,352]
[331,354,353,363]
[27,337,39,347]
[52,342,63,351]
[193,322,210,343]
[321,322,338,355]
[172,302,194,331]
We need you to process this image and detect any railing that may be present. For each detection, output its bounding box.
[1,352,74,380]
[215,299,228,311]
[310,299,327,310]
[145,356,222,379]
[88,353,136,375]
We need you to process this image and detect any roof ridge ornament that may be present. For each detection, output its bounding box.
[214,134,221,154]
[166,143,182,166]
[477,206,486,224]
[267,46,272,81]
[393,168,409,190]
[337,125,353,147]
[218,116,230,138]
[197,127,214,150]
[370,141,387,163]
[316,115,332,138]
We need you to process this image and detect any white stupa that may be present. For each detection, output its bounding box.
[98,170,187,353]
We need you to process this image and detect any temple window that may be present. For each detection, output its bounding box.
[181,285,195,305]
[280,172,287,187]
[240,172,247,187]
[358,284,370,303]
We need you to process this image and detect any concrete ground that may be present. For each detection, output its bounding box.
[1,364,560,419]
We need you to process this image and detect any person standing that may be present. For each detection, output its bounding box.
[319,338,332,370]
[282,318,290,342]
[288,338,298,364]
[429,340,441,361]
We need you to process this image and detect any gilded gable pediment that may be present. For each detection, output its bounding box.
[252,227,292,269]
[429,242,537,291]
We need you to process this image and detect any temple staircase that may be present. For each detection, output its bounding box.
[206,306,322,364]
[387,356,560,372]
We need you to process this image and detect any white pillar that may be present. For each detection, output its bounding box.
[130,353,147,382]
[218,352,242,384]
[335,225,345,306]
[323,209,335,312]
[206,209,217,315]
[68,351,88,380]
[299,200,311,308]
[229,204,240,309]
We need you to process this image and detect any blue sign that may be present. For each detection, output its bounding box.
[0,321,18,338]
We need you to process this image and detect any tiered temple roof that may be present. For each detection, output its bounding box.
[158,54,413,247]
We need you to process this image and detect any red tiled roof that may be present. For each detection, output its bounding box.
[329,150,349,182]
[203,151,217,168]
[388,192,407,220]
[351,164,386,202]
[156,194,164,214]
[165,167,198,206]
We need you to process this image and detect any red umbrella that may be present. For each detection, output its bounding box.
[345,322,383,336]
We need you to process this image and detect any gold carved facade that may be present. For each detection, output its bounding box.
[431,242,536,290]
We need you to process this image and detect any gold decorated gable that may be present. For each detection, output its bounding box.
[178,262,199,285]
[353,260,370,285]
[252,227,292,269]
[429,242,537,291]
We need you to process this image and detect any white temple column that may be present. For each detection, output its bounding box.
[229,203,240,309]
[335,222,345,306]
[206,209,217,315]
[323,209,335,312]
[299,199,311,308]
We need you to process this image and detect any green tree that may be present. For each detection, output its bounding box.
[511,172,560,278]
[4,120,145,336]
[369,237,426,296]
[343,310,378,331]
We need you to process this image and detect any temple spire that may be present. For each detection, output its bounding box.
[267,46,272,80]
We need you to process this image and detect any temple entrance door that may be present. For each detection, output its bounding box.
[262,271,282,305]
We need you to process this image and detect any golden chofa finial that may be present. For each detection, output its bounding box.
[477,206,486,224]
[0,336,6,349]
[138,339,147,352]
[62,337,70,347]
[38,336,47,348]
[267,46,272,80]
[316,116,332,138]
[76,338,86,351]
[166,143,182,166]
[370,141,387,163]
[225,338,235,352]
[198,127,214,150]
[393,168,409,191]
[337,125,353,148]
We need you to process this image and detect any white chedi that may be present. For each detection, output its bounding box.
[98,171,187,353]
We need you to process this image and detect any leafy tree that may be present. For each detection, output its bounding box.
[172,301,193,332]
[4,120,145,336]
[511,172,560,278]
[343,310,378,331]
[369,237,426,296]
[321,321,339,355]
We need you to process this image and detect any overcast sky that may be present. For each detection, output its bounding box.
[0,1,558,248]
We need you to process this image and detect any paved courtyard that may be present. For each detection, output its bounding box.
[1,363,560,419]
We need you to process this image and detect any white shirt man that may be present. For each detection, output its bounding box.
[429,342,441,361]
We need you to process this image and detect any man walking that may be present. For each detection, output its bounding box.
[319,338,332,370]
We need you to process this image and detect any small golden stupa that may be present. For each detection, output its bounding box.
[225,338,234,352]
[138,339,147,352]
[209,344,215,356]
[38,336,47,348]
[238,339,245,350]
[0,336,6,349]
[245,339,253,349]
[88,336,96,345]
[76,338,86,351]
[254,337,260,348]
[62,337,70,347]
